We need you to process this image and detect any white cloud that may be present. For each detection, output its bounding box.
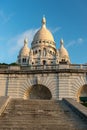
[51,27,61,34]
[0,10,13,24]
[77,38,84,43]
[66,38,84,48]
[9,26,61,54]
[7,28,38,55]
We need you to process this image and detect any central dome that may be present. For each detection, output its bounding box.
[32,17,55,48]
[33,27,54,42]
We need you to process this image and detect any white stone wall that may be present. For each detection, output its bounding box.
[58,73,70,100]
[58,73,86,100]
[0,71,86,100]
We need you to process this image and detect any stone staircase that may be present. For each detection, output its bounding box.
[0,99,87,130]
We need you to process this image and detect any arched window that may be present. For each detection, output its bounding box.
[22,58,26,63]
[39,40,41,43]
[50,51,52,54]
[43,48,46,56]
[35,50,37,54]
[43,60,46,65]
[39,50,41,55]
[62,59,65,62]
[43,40,45,43]
[18,59,21,63]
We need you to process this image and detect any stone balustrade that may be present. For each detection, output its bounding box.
[0,64,87,72]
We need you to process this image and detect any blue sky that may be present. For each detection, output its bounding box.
[0,0,87,64]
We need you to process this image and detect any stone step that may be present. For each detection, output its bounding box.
[0,99,87,130]
[0,125,80,130]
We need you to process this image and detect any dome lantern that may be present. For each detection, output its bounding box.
[60,39,64,46]
[42,16,46,28]
[24,38,28,46]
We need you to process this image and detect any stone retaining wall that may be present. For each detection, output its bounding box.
[63,98,87,121]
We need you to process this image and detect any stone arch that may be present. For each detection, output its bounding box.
[76,84,87,102]
[19,76,57,99]
[23,84,52,100]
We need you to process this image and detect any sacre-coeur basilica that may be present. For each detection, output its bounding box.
[17,17,70,66]
[0,16,87,102]
[0,16,87,129]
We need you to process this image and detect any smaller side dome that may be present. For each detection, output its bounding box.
[59,39,70,63]
[19,38,30,57]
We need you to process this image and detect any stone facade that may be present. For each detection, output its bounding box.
[0,65,87,100]
[0,17,87,101]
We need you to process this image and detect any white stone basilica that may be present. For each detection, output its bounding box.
[17,17,70,66]
[0,16,87,101]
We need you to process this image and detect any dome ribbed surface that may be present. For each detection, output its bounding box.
[59,45,69,58]
[33,27,54,42]
[32,17,55,46]
[19,44,29,56]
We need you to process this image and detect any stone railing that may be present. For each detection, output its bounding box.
[63,98,87,121]
[0,96,10,115]
[0,64,87,71]
[14,64,87,71]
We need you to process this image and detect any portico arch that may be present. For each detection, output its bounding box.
[23,84,52,100]
[77,84,87,102]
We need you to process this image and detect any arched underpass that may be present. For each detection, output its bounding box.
[77,84,87,102]
[23,84,52,100]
